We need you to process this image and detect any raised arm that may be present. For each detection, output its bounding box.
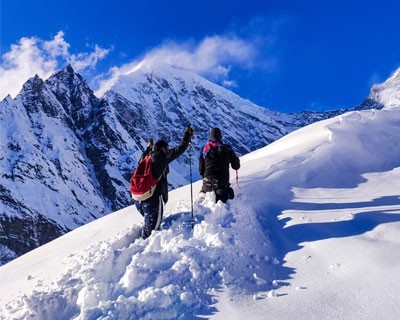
[166,127,194,164]
[139,139,153,162]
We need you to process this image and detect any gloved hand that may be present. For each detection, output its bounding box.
[181,126,194,145]
[185,126,194,137]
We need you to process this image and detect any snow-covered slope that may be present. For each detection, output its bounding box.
[1,107,400,319]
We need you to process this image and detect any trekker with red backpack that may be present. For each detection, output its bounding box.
[133,126,194,239]
[199,127,240,203]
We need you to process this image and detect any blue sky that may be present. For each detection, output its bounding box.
[1,0,400,112]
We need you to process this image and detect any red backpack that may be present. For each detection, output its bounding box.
[130,155,159,201]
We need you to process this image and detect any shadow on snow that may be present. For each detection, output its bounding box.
[257,170,400,293]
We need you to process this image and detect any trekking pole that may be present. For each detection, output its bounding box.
[189,141,194,228]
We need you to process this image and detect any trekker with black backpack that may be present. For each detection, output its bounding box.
[132,126,194,239]
[199,127,240,203]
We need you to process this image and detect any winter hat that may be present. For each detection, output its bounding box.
[210,127,222,141]
[154,139,169,152]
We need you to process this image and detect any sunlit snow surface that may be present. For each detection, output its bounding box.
[2,108,400,319]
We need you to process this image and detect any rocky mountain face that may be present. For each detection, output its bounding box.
[0,67,123,264]
[0,64,386,264]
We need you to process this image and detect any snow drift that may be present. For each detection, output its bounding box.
[1,107,400,319]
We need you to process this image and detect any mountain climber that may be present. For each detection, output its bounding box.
[199,127,240,203]
[135,126,194,239]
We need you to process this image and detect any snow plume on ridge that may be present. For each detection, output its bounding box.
[95,35,259,97]
[369,67,400,109]
[0,31,109,100]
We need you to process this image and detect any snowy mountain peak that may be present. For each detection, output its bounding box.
[369,67,400,109]
[46,65,98,130]
[0,66,109,265]
[116,63,235,100]
[20,74,44,95]
[64,63,75,73]
[125,61,189,77]
[49,64,83,84]
[47,64,93,95]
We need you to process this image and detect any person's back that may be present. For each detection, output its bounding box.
[201,141,237,183]
[199,128,240,203]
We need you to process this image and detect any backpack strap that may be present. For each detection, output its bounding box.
[203,141,223,157]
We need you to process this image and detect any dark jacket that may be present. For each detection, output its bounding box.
[140,131,191,203]
[199,141,240,185]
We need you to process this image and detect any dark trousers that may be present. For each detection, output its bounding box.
[135,195,164,239]
[201,179,231,203]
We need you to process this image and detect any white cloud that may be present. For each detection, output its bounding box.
[144,36,257,75]
[42,31,70,58]
[0,31,109,100]
[70,45,110,71]
[222,80,238,88]
[95,35,263,97]
[367,72,384,88]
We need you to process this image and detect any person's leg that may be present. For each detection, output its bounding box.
[202,179,222,202]
[142,195,163,239]
[215,188,229,203]
[200,180,213,194]
[154,195,164,231]
[134,200,145,217]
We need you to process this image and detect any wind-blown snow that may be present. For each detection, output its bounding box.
[2,107,400,319]
[369,68,400,109]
